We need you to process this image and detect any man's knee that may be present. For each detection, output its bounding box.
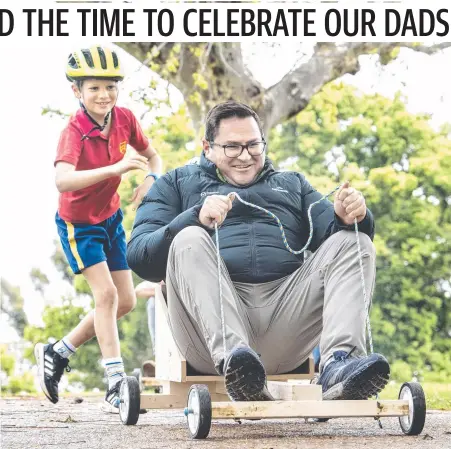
[333,230,375,257]
[170,226,210,254]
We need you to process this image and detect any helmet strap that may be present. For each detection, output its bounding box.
[80,101,112,141]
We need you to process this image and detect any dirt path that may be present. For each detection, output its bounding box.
[1,397,450,449]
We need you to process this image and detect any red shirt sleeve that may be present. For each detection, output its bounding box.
[54,121,83,167]
[127,110,149,153]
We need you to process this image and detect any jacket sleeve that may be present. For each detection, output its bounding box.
[126,173,202,282]
[298,174,375,253]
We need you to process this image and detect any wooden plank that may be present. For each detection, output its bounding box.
[211,400,409,419]
[159,381,229,398]
[142,377,163,386]
[141,394,185,409]
[183,373,313,383]
[186,375,222,382]
[154,286,187,382]
[267,382,322,401]
[268,373,313,381]
[215,382,227,395]
[140,393,229,410]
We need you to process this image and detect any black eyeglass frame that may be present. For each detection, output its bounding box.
[209,139,267,158]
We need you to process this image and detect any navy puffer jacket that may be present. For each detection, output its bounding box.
[127,153,374,283]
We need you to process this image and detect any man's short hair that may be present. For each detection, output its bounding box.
[205,101,264,142]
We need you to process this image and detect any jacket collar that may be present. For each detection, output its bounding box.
[199,151,275,187]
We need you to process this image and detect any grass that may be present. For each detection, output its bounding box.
[379,381,451,411]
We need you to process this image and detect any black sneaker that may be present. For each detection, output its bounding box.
[34,342,71,404]
[317,348,390,400]
[223,347,274,402]
[103,380,122,411]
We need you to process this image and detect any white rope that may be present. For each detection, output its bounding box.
[213,185,375,362]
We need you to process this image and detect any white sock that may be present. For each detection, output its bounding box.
[103,357,125,389]
[53,337,76,359]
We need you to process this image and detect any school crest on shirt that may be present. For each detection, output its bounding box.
[119,141,127,154]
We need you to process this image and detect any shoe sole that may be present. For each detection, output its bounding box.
[101,401,120,414]
[323,358,390,400]
[224,350,267,401]
[34,343,56,404]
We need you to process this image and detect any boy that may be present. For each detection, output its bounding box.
[34,45,162,409]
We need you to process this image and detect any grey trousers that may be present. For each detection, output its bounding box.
[166,227,376,375]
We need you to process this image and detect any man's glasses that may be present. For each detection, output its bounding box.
[209,140,266,158]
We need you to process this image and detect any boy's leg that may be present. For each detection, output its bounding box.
[82,262,120,358]
[60,211,135,349]
[110,270,137,320]
[36,212,129,405]
[82,262,128,409]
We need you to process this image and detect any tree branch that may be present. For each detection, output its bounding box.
[262,42,451,131]
[117,42,451,135]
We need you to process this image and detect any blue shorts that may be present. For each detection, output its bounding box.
[56,209,129,275]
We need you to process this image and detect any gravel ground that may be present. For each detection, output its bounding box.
[1,397,450,449]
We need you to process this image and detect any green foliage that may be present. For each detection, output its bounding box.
[2,372,36,395]
[270,83,451,376]
[1,346,16,376]
[390,360,413,383]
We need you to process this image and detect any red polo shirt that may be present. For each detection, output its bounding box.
[55,106,149,224]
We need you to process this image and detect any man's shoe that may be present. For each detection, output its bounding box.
[223,347,274,402]
[317,348,390,400]
[34,342,71,404]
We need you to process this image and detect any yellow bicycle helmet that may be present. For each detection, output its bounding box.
[66,45,124,81]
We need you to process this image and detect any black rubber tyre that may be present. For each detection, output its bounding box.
[132,367,143,393]
[186,384,212,439]
[119,376,141,425]
[398,382,426,435]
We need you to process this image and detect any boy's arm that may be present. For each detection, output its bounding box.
[141,143,163,175]
[55,155,148,193]
[56,161,116,192]
[131,143,163,209]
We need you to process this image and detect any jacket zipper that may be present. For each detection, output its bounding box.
[249,221,256,277]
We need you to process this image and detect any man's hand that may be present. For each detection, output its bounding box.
[131,176,155,211]
[334,181,367,225]
[199,194,235,229]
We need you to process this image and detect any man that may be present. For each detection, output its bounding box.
[127,101,390,402]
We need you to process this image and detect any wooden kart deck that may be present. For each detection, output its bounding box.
[137,286,409,420]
